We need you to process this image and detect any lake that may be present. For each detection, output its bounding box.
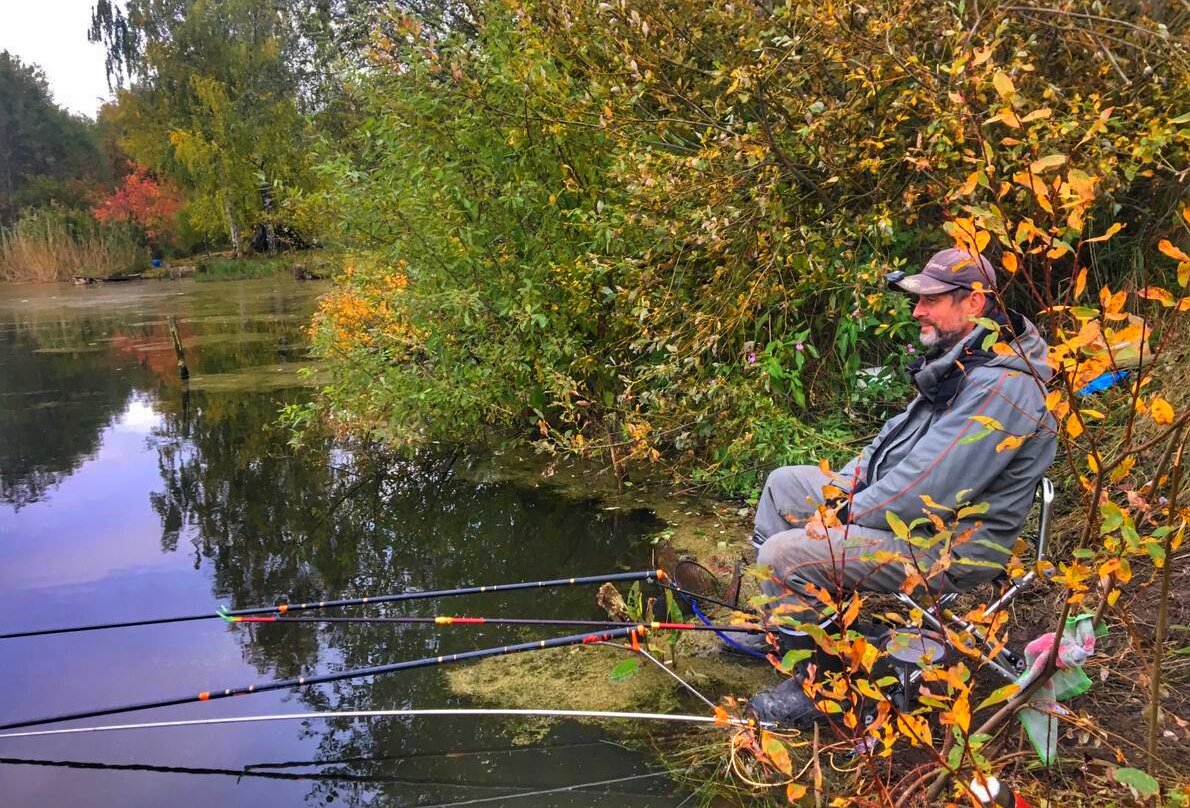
[0,277,686,807]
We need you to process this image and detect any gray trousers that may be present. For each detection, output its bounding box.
[752,465,954,617]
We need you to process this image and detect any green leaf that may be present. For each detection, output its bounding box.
[886,511,909,538]
[609,659,641,682]
[975,683,1019,711]
[1170,111,1190,125]
[960,427,993,445]
[1114,767,1159,797]
[1099,501,1124,534]
[779,649,813,672]
[957,502,990,519]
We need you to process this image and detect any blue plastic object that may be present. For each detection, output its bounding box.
[1076,369,1129,397]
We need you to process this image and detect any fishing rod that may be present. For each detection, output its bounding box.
[0,626,649,732]
[0,707,767,741]
[0,569,666,641]
[225,614,768,634]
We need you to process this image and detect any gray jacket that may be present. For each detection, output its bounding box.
[841,311,1057,584]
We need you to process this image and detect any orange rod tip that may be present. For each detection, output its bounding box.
[198,692,210,701]
[655,569,668,581]
[277,603,288,614]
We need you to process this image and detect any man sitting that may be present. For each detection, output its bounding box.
[746,248,1057,721]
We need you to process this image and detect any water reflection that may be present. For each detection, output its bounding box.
[0,279,676,807]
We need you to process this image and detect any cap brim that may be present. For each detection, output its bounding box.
[891,275,960,295]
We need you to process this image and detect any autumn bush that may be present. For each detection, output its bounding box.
[311,0,1187,496]
[294,1,1190,804]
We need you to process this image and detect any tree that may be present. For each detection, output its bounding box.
[88,0,321,252]
[0,52,106,223]
[92,163,183,248]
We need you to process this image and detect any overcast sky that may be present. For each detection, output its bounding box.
[0,0,116,118]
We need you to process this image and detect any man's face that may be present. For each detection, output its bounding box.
[912,290,983,350]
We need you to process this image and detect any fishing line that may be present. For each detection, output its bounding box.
[690,598,769,660]
[227,614,766,634]
[0,708,768,741]
[412,770,674,808]
[0,627,644,732]
[0,569,665,640]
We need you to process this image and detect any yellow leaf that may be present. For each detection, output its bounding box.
[1021,108,1053,123]
[1138,286,1175,306]
[1030,154,1067,173]
[1084,222,1124,244]
[1002,252,1019,273]
[1108,455,1135,484]
[1066,412,1084,439]
[1107,588,1121,606]
[1158,239,1190,263]
[1152,396,1174,426]
[992,71,1016,100]
[970,415,1005,430]
[1086,453,1099,474]
[1074,267,1088,299]
[972,46,994,67]
[1180,263,1190,289]
[762,731,794,776]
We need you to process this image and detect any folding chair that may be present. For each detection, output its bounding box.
[891,477,1056,683]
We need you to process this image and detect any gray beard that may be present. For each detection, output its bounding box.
[920,326,969,355]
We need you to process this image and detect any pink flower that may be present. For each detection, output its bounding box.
[746,352,757,364]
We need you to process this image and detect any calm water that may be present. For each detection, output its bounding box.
[0,278,676,807]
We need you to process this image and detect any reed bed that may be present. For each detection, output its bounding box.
[0,208,144,282]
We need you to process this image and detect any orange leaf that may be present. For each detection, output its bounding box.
[762,731,794,776]
[1152,396,1174,426]
[1066,412,1085,439]
[1074,267,1088,299]
[1138,286,1175,306]
[996,434,1025,452]
[841,595,862,628]
[1002,252,1019,273]
[713,706,730,726]
[786,783,808,803]
[1158,239,1190,263]
[1084,222,1124,243]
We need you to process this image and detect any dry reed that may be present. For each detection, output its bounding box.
[0,208,144,283]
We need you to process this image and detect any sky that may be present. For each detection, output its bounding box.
[0,0,117,118]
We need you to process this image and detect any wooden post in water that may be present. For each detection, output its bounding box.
[167,315,189,381]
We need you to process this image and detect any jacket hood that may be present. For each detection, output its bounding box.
[910,309,1053,405]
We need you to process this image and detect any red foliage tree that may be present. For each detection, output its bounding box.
[92,165,184,247]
